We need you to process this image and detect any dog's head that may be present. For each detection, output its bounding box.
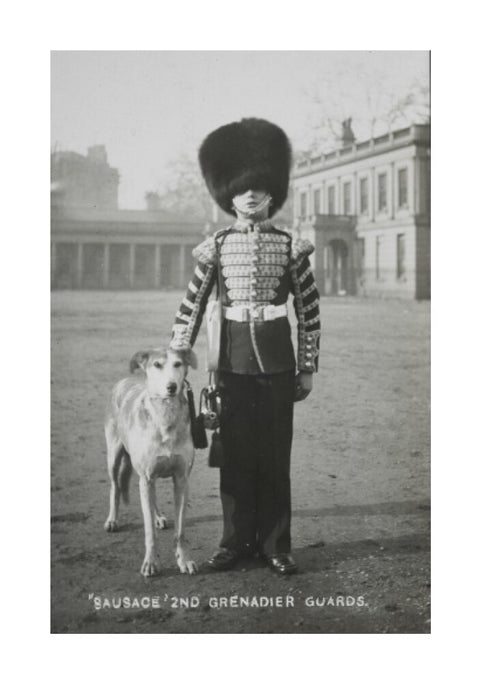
[129,347,197,399]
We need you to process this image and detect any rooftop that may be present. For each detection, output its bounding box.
[51,206,229,236]
[294,123,430,178]
[52,206,201,224]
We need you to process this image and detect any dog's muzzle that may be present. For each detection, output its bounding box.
[166,382,177,395]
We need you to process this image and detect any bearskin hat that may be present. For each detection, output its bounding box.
[198,117,292,217]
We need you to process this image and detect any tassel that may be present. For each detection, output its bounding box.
[208,430,225,468]
[193,415,208,450]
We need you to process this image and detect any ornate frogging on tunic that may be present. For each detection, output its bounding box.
[171,222,320,373]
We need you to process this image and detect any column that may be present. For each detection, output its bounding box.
[315,229,325,296]
[129,244,135,289]
[76,243,84,289]
[103,243,110,289]
[154,244,161,288]
[347,241,355,295]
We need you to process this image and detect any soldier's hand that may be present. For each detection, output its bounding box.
[294,372,313,402]
[169,337,192,352]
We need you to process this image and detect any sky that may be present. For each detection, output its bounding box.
[51,51,429,209]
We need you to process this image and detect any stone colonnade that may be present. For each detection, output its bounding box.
[51,240,193,290]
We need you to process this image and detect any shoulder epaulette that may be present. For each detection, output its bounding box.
[291,236,315,263]
[192,235,217,265]
[192,227,232,264]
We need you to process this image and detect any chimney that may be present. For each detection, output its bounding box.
[87,145,108,164]
[341,119,355,147]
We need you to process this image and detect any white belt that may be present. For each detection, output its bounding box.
[223,304,287,322]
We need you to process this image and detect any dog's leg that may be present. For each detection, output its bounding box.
[173,470,197,575]
[104,431,124,532]
[139,475,160,577]
[154,503,168,530]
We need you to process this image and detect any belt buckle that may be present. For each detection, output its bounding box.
[263,305,275,321]
[250,306,261,322]
[241,307,249,322]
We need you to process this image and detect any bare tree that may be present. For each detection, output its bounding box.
[151,153,219,221]
[150,153,295,227]
[300,56,430,155]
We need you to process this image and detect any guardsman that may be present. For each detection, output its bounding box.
[171,118,320,574]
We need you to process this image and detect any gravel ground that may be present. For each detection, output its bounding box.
[51,291,430,633]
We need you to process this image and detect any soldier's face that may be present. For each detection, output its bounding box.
[232,189,271,217]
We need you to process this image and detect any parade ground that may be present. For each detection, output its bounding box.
[51,291,430,633]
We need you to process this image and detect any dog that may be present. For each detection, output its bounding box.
[104,346,198,577]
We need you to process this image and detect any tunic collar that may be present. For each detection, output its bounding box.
[232,219,273,233]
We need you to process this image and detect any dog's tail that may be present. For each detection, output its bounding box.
[118,450,133,505]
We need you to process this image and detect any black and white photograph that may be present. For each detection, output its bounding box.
[50,49,431,635]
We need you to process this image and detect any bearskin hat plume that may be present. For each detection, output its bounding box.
[198,118,292,217]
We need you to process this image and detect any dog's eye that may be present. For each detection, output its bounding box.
[173,361,182,368]
[153,361,163,369]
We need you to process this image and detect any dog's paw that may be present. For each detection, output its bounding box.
[104,519,119,532]
[141,557,160,577]
[184,560,198,575]
[176,554,198,575]
[155,514,168,530]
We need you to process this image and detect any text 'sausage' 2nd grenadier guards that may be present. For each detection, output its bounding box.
[170,117,320,575]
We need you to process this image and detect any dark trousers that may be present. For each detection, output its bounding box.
[218,370,295,556]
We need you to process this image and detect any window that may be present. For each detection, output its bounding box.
[375,236,381,280]
[398,168,408,208]
[360,177,369,214]
[397,234,406,279]
[313,188,321,214]
[343,181,352,214]
[328,185,336,214]
[300,191,307,218]
[378,173,387,212]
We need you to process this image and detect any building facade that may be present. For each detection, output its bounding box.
[51,145,291,290]
[51,146,224,290]
[292,124,430,299]
[51,145,120,210]
[51,206,224,290]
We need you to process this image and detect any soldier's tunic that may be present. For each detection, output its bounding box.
[172,219,320,556]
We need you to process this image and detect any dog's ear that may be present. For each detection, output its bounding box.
[176,347,198,370]
[129,350,150,374]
